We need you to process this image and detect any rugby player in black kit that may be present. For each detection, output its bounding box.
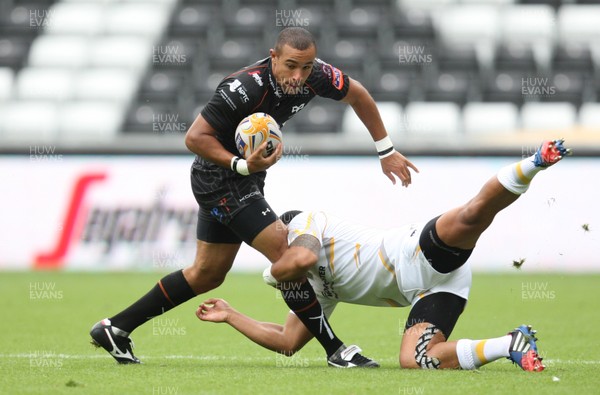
[90,27,418,368]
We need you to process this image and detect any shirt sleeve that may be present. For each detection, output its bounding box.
[306,58,350,101]
[200,76,254,136]
[286,211,327,246]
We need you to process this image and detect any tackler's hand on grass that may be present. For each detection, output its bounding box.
[196,298,233,323]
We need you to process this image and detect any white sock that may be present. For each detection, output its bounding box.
[456,335,512,370]
[496,155,544,195]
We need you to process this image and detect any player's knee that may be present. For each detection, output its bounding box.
[186,265,227,291]
[459,200,490,229]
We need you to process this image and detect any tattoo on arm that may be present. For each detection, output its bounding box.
[290,234,321,257]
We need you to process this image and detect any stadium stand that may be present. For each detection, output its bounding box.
[0,0,599,151]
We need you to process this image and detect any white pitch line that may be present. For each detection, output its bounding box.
[0,354,323,362]
[2,354,599,365]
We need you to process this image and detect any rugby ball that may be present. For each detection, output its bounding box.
[235,112,282,159]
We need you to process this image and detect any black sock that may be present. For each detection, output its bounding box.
[110,270,196,334]
[280,280,343,357]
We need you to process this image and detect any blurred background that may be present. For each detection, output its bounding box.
[0,0,598,272]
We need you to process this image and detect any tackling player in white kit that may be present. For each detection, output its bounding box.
[196,139,570,371]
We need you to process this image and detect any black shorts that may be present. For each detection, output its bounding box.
[419,216,473,274]
[190,157,277,244]
[404,292,467,338]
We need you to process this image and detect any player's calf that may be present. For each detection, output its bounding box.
[400,322,447,369]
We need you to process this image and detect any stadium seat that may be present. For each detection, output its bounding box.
[105,3,171,39]
[294,4,331,32]
[342,101,404,137]
[168,4,216,38]
[369,68,418,104]
[436,41,479,73]
[0,36,32,70]
[43,2,105,35]
[150,37,197,70]
[397,0,455,14]
[482,70,531,105]
[460,0,515,4]
[334,6,383,39]
[552,43,593,73]
[391,4,436,40]
[58,101,124,142]
[423,70,475,105]
[223,5,270,36]
[122,100,182,134]
[74,69,138,103]
[15,67,73,100]
[284,100,341,135]
[557,5,600,47]
[432,5,499,72]
[433,5,500,46]
[0,67,14,101]
[1,101,59,141]
[403,102,461,135]
[578,103,600,130]
[540,71,588,106]
[463,102,519,134]
[139,69,186,103]
[499,5,555,72]
[3,4,47,38]
[28,36,89,68]
[208,36,265,70]
[89,36,153,71]
[521,102,577,131]
[494,43,537,75]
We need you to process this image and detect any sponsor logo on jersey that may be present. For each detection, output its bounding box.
[239,190,260,202]
[248,70,263,86]
[319,265,339,299]
[228,79,249,103]
[228,79,242,92]
[218,89,237,110]
[320,62,332,79]
[329,65,344,90]
[291,103,306,114]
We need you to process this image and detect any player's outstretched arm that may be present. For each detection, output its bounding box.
[196,298,312,355]
[342,77,419,187]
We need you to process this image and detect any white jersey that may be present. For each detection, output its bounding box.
[286,211,472,317]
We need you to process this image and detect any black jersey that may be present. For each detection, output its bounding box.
[199,57,350,157]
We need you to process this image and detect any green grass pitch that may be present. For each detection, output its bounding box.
[1,271,599,394]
